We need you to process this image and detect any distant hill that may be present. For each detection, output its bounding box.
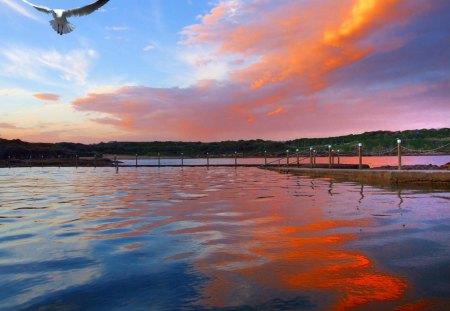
[1,128,449,159]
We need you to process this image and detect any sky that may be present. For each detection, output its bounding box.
[0,0,449,143]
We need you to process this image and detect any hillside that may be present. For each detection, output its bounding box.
[1,128,449,158]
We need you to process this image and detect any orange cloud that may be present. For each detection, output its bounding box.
[33,93,60,101]
[182,0,425,92]
[267,107,284,116]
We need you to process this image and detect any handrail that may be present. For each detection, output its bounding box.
[260,155,310,167]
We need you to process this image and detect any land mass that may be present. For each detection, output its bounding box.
[1,128,449,159]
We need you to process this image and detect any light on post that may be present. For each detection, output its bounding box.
[358,143,363,169]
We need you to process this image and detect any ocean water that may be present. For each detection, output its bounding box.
[0,167,449,310]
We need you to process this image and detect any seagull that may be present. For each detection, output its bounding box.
[22,0,110,35]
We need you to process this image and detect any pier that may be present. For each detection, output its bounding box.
[264,167,450,186]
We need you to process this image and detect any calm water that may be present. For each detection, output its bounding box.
[0,167,449,310]
[121,155,450,167]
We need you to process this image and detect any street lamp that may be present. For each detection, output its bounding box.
[328,145,332,168]
[358,143,363,169]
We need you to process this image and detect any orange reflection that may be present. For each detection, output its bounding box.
[65,168,409,309]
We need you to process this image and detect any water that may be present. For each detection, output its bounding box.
[120,155,450,167]
[0,167,449,310]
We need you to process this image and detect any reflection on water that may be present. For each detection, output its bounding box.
[121,155,450,167]
[0,167,449,310]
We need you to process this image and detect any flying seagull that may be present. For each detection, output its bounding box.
[22,0,110,35]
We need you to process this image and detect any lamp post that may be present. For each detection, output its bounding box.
[296,149,300,168]
[397,139,402,170]
[309,147,313,168]
[234,152,237,167]
[332,149,335,165]
[206,152,209,167]
[286,150,289,167]
[313,150,316,167]
[358,143,363,169]
[328,145,332,168]
[264,150,267,166]
[337,150,340,165]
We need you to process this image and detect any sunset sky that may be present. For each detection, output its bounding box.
[0,0,448,143]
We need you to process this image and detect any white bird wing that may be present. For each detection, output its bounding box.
[64,0,110,17]
[21,0,52,14]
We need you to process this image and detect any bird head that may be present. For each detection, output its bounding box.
[53,10,64,18]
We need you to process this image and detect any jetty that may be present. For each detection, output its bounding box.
[264,166,450,187]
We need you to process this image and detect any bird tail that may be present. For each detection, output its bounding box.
[49,20,75,35]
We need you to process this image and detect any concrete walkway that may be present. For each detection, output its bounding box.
[264,167,450,186]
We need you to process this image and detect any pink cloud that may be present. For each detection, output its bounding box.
[0,122,23,129]
[71,79,449,142]
[33,93,60,102]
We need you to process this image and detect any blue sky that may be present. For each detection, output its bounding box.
[0,0,449,143]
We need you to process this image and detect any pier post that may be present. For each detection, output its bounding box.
[286,150,289,167]
[135,154,138,168]
[41,155,44,168]
[332,149,335,165]
[181,153,184,167]
[114,155,118,173]
[358,143,363,169]
[296,149,299,168]
[328,145,332,168]
[264,150,267,166]
[158,153,161,167]
[309,147,313,168]
[397,139,402,170]
[234,152,237,167]
[337,150,340,165]
[313,150,316,167]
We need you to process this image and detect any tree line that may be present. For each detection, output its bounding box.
[1,128,449,159]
